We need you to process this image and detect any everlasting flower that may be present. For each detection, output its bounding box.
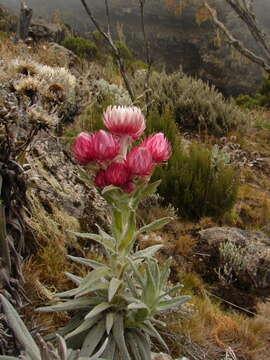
[92,130,120,161]
[105,162,130,186]
[122,181,135,193]
[103,105,146,139]
[94,170,108,188]
[73,132,95,164]
[142,133,171,163]
[126,146,153,176]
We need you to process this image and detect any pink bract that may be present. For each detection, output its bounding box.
[103,105,146,140]
[73,132,95,164]
[105,162,130,186]
[126,146,153,176]
[142,133,171,163]
[92,130,120,161]
[94,170,108,188]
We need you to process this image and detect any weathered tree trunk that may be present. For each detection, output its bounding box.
[16,1,33,41]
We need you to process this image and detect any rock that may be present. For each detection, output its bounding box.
[29,18,71,43]
[199,227,270,293]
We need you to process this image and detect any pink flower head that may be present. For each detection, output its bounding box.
[105,162,130,186]
[126,146,153,176]
[92,130,120,161]
[94,170,108,188]
[103,106,146,140]
[142,133,171,163]
[122,181,135,193]
[73,132,95,164]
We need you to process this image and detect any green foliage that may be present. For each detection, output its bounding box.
[37,183,189,360]
[61,36,97,59]
[146,110,238,219]
[236,77,270,109]
[115,40,133,62]
[134,71,247,136]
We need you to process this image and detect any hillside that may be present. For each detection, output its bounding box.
[2,0,270,96]
[1,4,270,360]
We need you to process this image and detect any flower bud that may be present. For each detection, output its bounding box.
[103,105,146,140]
[126,146,153,176]
[142,133,171,163]
[92,130,120,161]
[105,162,130,186]
[73,132,95,164]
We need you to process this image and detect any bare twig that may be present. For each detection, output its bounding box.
[104,0,111,36]
[204,2,270,74]
[225,0,270,61]
[16,0,33,41]
[138,0,152,112]
[80,0,135,101]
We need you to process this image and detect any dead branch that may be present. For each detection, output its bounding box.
[225,0,270,61]
[204,2,270,75]
[16,1,33,41]
[138,0,152,112]
[80,0,135,101]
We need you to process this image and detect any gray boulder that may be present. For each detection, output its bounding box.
[199,227,270,292]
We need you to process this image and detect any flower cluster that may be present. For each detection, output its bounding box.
[73,105,170,192]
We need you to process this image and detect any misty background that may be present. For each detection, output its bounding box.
[1,0,270,96]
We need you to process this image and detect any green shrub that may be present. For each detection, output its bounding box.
[61,36,97,59]
[236,77,270,109]
[134,71,247,136]
[146,110,239,220]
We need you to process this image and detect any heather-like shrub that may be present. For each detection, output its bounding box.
[146,111,238,219]
[236,77,270,109]
[134,70,247,136]
[61,36,97,59]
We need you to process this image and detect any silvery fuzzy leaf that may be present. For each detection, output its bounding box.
[96,224,115,244]
[132,180,161,208]
[74,267,111,298]
[124,273,140,297]
[88,337,109,360]
[112,314,131,360]
[157,284,184,301]
[57,314,84,338]
[65,314,103,340]
[159,258,172,290]
[157,295,190,311]
[132,245,163,260]
[68,231,116,253]
[106,312,114,335]
[126,331,142,360]
[65,272,82,285]
[100,334,116,360]
[0,295,41,360]
[0,357,18,359]
[80,319,106,356]
[85,302,111,320]
[112,208,123,241]
[127,301,149,311]
[37,297,98,312]
[141,320,168,351]
[126,257,145,287]
[108,278,122,302]
[67,255,105,269]
[142,261,157,307]
[131,329,151,360]
[137,217,173,235]
[119,211,136,252]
